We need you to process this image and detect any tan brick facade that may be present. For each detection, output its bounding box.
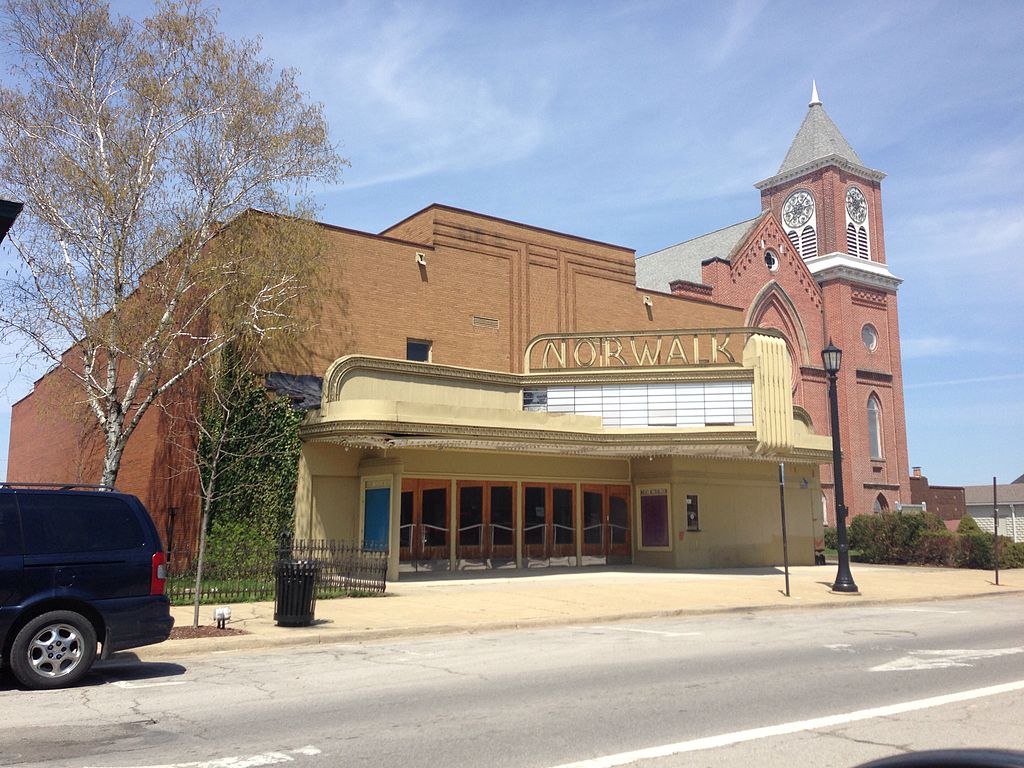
[8,205,743,545]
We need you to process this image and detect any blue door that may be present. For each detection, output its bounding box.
[363,488,390,550]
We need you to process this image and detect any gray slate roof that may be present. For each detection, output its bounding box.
[964,483,1024,505]
[635,216,761,292]
[777,103,863,175]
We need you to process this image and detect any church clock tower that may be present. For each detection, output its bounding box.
[756,83,910,520]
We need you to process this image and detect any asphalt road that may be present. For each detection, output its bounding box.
[2,593,1024,768]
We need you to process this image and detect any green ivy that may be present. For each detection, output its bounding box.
[198,355,304,553]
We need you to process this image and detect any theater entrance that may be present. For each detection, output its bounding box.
[455,482,515,562]
[399,479,449,562]
[398,478,633,569]
[522,484,576,561]
[582,485,632,562]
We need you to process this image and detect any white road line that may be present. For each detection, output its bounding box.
[572,626,701,638]
[871,647,1024,672]
[546,680,1024,768]
[110,680,189,689]
[889,607,968,614]
[84,745,320,768]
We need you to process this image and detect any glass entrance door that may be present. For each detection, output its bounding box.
[522,485,547,560]
[489,484,515,561]
[581,485,632,560]
[523,484,575,559]
[607,486,631,558]
[456,482,485,560]
[400,479,450,562]
[456,482,516,561]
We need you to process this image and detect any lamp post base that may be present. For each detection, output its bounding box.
[830,584,861,595]
[831,574,860,594]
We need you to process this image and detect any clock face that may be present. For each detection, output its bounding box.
[846,187,868,224]
[783,191,814,228]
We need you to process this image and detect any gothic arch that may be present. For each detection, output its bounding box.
[745,281,812,366]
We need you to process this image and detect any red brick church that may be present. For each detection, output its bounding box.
[637,83,909,522]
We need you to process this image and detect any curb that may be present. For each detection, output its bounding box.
[137,587,1024,662]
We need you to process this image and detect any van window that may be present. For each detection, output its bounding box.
[19,494,145,554]
[0,493,21,555]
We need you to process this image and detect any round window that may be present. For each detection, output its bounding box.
[764,251,779,272]
[862,324,878,351]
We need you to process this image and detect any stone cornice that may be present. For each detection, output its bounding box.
[299,419,833,463]
[755,154,886,190]
[804,252,903,292]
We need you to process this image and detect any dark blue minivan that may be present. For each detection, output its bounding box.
[0,483,174,689]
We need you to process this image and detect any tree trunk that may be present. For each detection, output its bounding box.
[101,414,127,487]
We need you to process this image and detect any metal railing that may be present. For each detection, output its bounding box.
[166,535,387,605]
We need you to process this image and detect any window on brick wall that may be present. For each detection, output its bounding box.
[406,339,432,362]
[867,393,883,460]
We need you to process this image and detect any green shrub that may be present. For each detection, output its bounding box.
[823,526,838,551]
[846,510,1024,570]
[996,538,1024,569]
[847,512,942,565]
[916,529,958,566]
[957,529,994,569]
[957,516,982,534]
[848,514,879,557]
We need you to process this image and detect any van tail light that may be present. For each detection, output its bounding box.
[151,551,167,595]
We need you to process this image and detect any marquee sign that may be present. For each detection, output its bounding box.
[524,328,769,373]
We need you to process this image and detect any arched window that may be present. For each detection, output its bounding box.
[867,394,883,460]
[800,225,817,259]
[873,494,889,513]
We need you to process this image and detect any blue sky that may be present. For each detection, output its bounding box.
[2,0,1022,486]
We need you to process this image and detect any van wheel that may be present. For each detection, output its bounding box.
[10,611,97,690]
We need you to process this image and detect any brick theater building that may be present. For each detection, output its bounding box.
[7,88,909,575]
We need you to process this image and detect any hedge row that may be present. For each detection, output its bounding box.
[841,511,1024,569]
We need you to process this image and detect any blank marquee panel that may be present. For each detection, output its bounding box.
[523,382,753,428]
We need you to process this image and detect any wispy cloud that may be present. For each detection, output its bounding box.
[901,335,966,358]
[706,0,770,67]
[905,372,1024,390]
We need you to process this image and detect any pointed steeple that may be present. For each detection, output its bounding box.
[755,85,884,191]
[776,83,862,175]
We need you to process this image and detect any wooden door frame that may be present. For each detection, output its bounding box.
[580,485,607,557]
[521,483,548,559]
[549,484,576,557]
[487,482,516,561]
[400,478,450,561]
[607,485,632,557]
[455,480,487,560]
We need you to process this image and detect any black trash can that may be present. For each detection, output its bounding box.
[274,559,320,627]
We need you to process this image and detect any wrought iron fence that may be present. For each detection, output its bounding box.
[166,536,388,605]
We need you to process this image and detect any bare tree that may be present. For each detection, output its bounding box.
[0,0,342,485]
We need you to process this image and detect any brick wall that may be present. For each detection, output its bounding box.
[8,205,744,546]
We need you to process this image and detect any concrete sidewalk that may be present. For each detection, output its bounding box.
[142,563,1023,661]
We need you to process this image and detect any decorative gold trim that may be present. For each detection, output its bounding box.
[522,327,782,373]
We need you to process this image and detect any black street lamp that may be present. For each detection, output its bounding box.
[822,340,859,593]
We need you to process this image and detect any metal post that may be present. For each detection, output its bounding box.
[993,477,999,586]
[166,506,176,560]
[825,355,858,593]
[779,463,790,597]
